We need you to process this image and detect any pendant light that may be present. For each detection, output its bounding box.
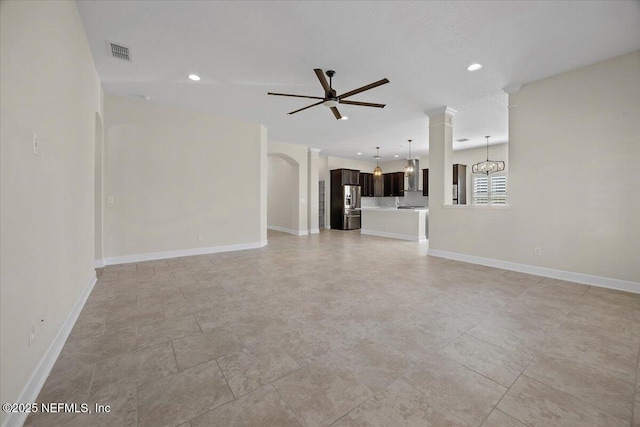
[472,136,505,175]
[404,139,416,177]
[373,147,383,177]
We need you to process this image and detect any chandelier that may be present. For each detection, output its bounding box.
[472,136,505,175]
[373,147,382,177]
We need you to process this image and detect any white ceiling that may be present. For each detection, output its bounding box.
[77,0,640,161]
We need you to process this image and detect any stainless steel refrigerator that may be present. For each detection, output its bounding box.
[331,184,361,230]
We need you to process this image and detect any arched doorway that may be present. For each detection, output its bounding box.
[267,153,301,235]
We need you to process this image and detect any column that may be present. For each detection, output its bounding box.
[427,107,456,206]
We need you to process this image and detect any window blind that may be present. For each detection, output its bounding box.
[473,174,507,205]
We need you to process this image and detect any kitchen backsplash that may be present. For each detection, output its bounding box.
[361,192,428,207]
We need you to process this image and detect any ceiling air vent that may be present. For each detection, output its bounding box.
[106,41,131,61]
[456,138,469,142]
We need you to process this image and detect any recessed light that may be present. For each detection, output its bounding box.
[188,74,201,81]
[467,63,483,71]
[394,154,399,158]
[357,152,362,155]
[340,116,348,120]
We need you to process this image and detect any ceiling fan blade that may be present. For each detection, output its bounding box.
[338,78,390,100]
[330,107,342,120]
[314,69,331,92]
[339,100,386,108]
[268,92,324,100]
[288,101,324,115]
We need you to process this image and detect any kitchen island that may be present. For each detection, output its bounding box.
[360,207,428,242]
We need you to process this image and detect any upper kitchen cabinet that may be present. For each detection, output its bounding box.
[383,172,404,197]
[332,168,360,186]
[373,176,384,197]
[359,172,374,197]
[453,164,466,204]
[422,169,429,196]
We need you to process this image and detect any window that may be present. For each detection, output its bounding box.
[473,174,507,205]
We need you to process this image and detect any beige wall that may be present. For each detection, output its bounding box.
[267,155,299,233]
[0,0,103,421]
[308,148,321,232]
[429,51,640,286]
[267,140,309,234]
[103,95,266,260]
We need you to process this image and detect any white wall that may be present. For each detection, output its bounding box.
[429,51,640,287]
[0,1,103,423]
[103,95,266,261]
[268,155,300,233]
[267,140,309,234]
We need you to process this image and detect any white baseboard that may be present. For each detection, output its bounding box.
[94,259,105,269]
[428,249,640,294]
[309,228,320,234]
[361,229,427,243]
[102,241,267,266]
[268,225,308,236]
[1,272,98,427]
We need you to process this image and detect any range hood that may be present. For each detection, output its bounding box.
[406,159,419,191]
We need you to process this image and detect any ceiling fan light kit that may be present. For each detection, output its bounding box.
[268,69,389,120]
[472,136,505,175]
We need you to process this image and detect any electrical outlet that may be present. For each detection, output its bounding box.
[33,133,39,156]
[29,324,36,345]
[197,233,204,241]
[534,247,542,256]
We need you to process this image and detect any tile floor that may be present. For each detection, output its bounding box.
[26,230,640,427]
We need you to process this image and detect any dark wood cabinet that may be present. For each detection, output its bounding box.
[383,174,392,197]
[331,168,360,186]
[359,172,374,197]
[373,175,384,197]
[453,164,466,204]
[394,172,404,196]
[351,169,360,185]
[383,172,404,197]
[422,169,429,196]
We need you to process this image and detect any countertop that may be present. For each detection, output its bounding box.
[359,206,428,212]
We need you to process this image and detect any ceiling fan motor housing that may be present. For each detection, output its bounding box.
[323,99,339,108]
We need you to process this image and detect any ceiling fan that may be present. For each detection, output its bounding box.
[268,69,390,120]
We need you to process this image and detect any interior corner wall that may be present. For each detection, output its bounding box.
[267,140,309,234]
[0,0,102,423]
[103,95,264,260]
[429,51,640,285]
